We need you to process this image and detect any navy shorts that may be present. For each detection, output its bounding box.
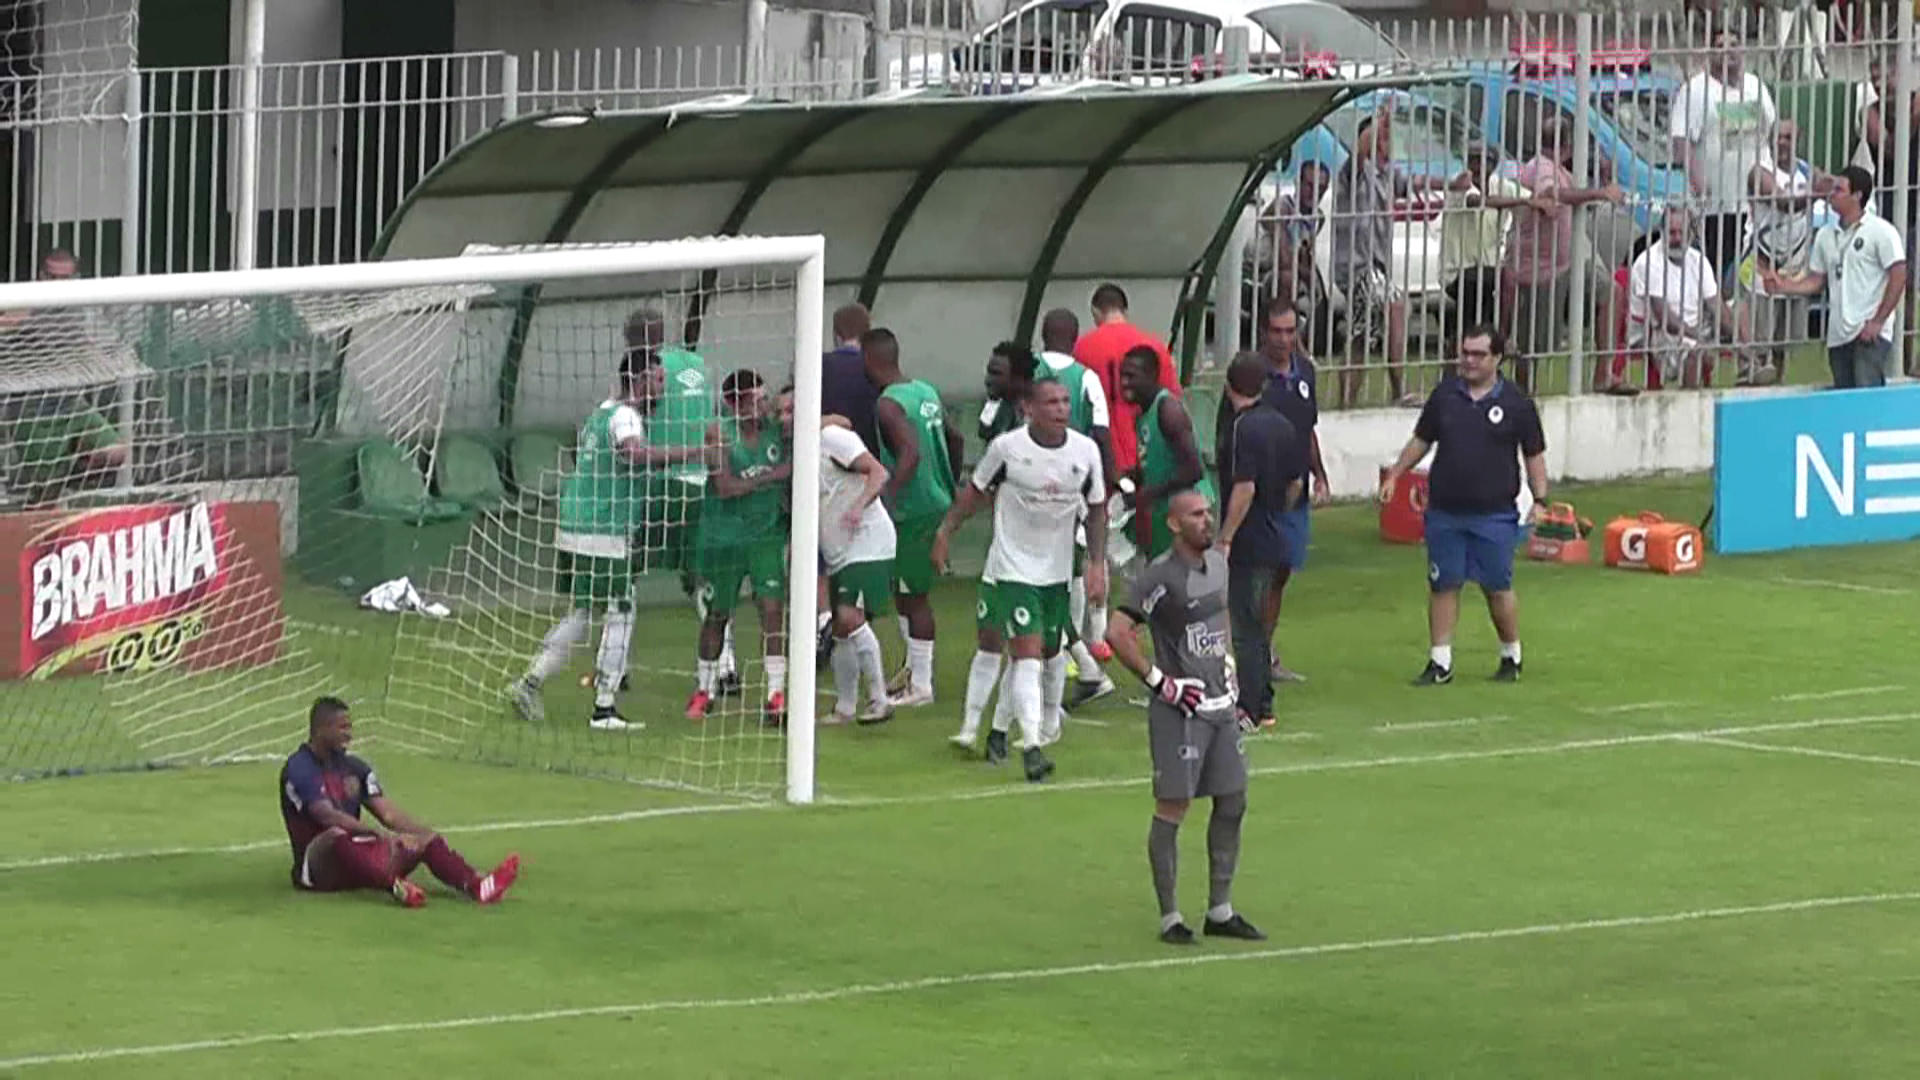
[1275,504,1310,570]
[1424,508,1519,593]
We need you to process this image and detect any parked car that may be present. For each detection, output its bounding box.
[889,0,1405,94]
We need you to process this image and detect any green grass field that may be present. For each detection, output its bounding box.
[6,471,1920,1077]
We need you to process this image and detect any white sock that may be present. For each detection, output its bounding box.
[991,662,1016,734]
[1069,576,1088,634]
[897,614,912,648]
[1161,911,1185,932]
[851,623,887,709]
[1500,640,1522,663]
[696,659,717,694]
[1087,601,1108,646]
[831,635,860,715]
[1042,652,1068,738]
[1010,657,1045,748]
[907,638,935,695]
[529,610,587,682]
[593,610,634,708]
[718,620,737,678]
[961,650,1002,738]
[766,655,788,695]
[1208,902,1234,922]
[1068,639,1101,681]
[1430,644,1453,671]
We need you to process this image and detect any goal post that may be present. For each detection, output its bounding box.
[0,235,827,806]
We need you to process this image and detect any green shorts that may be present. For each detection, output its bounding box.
[632,481,704,574]
[982,580,1070,648]
[557,551,634,612]
[695,541,786,619]
[893,514,943,597]
[975,579,998,633]
[829,559,894,617]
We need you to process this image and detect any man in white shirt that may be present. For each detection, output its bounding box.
[810,400,898,725]
[933,379,1108,783]
[1741,119,1825,385]
[1762,165,1910,389]
[1440,140,1533,347]
[1670,30,1778,284]
[1628,206,1742,389]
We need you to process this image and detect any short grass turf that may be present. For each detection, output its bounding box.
[5,471,1920,1078]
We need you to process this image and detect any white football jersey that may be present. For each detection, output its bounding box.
[819,424,896,572]
[975,425,1105,586]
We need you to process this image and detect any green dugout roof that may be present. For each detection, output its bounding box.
[369,74,1422,414]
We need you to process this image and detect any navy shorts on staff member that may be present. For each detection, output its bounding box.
[1425,507,1519,592]
[1261,353,1319,572]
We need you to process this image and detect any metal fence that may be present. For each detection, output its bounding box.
[3,2,1916,408]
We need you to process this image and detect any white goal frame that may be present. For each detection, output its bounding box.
[0,234,829,805]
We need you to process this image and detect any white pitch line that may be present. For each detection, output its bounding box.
[1064,716,1113,728]
[1769,576,1912,597]
[1772,686,1906,703]
[1374,716,1509,734]
[7,711,1919,875]
[1689,737,1920,770]
[5,888,1916,1072]
[1579,701,1684,715]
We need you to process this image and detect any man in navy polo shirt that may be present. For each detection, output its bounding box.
[812,302,881,666]
[1213,353,1305,729]
[1255,299,1330,683]
[1379,324,1548,685]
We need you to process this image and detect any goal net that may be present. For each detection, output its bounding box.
[0,236,827,804]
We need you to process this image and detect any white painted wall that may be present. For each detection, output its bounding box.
[34,0,136,224]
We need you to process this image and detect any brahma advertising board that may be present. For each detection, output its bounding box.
[3,500,285,679]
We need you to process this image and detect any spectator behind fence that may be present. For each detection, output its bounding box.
[1670,28,1778,285]
[1252,160,1327,321]
[1761,165,1908,390]
[1627,207,1742,390]
[0,249,131,507]
[1738,118,1825,385]
[1328,110,1456,409]
[1440,140,1530,348]
[1505,116,1623,385]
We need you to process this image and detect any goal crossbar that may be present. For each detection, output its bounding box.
[0,234,829,805]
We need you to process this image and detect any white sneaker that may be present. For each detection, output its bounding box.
[858,700,895,725]
[886,665,912,695]
[1037,720,1063,747]
[510,678,544,723]
[589,714,640,732]
[823,709,853,726]
[890,687,936,709]
[949,731,978,750]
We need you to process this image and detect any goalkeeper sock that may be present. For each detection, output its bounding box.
[1207,792,1246,915]
[830,635,861,716]
[990,663,1016,734]
[529,610,588,682]
[719,621,737,678]
[1430,644,1453,671]
[1009,658,1044,748]
[1041,652,1068,738]
[421,835,480,894]
[907,638,935,696]
[331,832,397,890]
[1087,601,1108,646]
[850,623,887,709]
[961,650,1002,738]
[593,610,634,708]
[1148,815,1180,920]
[1500,640,1522,663]
[696,659,718,695]
[766,655,788,696]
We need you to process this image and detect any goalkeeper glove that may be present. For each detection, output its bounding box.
[1146,666,1206,717]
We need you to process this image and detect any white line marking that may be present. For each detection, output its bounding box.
[1770,576,1912,597]
[1579,701,1683,715]
[8,712,1918,875]
[1374,716,1510,733]
[1690,737,1920,770]
[5,889,1915,1072]
[1772,686,1905,703]
[1065,715,1112,728]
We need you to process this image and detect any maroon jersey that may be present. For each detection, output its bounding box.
[278,744,382,870]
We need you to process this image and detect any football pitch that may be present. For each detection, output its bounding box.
[5,471,1920,1078]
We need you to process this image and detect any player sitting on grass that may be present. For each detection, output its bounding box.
[818,404,897,725]
[280,696,519,908]
[1104,491,1264,946]
[686,369,792,726]
[866,327,963,710]
[1119,346,1211,561]
[934,378,1107,780]
[514,346,702,730]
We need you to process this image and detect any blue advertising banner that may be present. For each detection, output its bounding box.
[1713,384,1920,554]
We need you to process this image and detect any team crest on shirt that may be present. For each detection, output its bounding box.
[343,775,361,800]
[1488,405,1505,425]
[675,369,704,390]
[1298,380,1311,400]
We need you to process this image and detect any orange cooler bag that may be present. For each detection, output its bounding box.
[1602,512,1704,574]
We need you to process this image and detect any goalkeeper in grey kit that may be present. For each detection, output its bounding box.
[1105,488,1265,946]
